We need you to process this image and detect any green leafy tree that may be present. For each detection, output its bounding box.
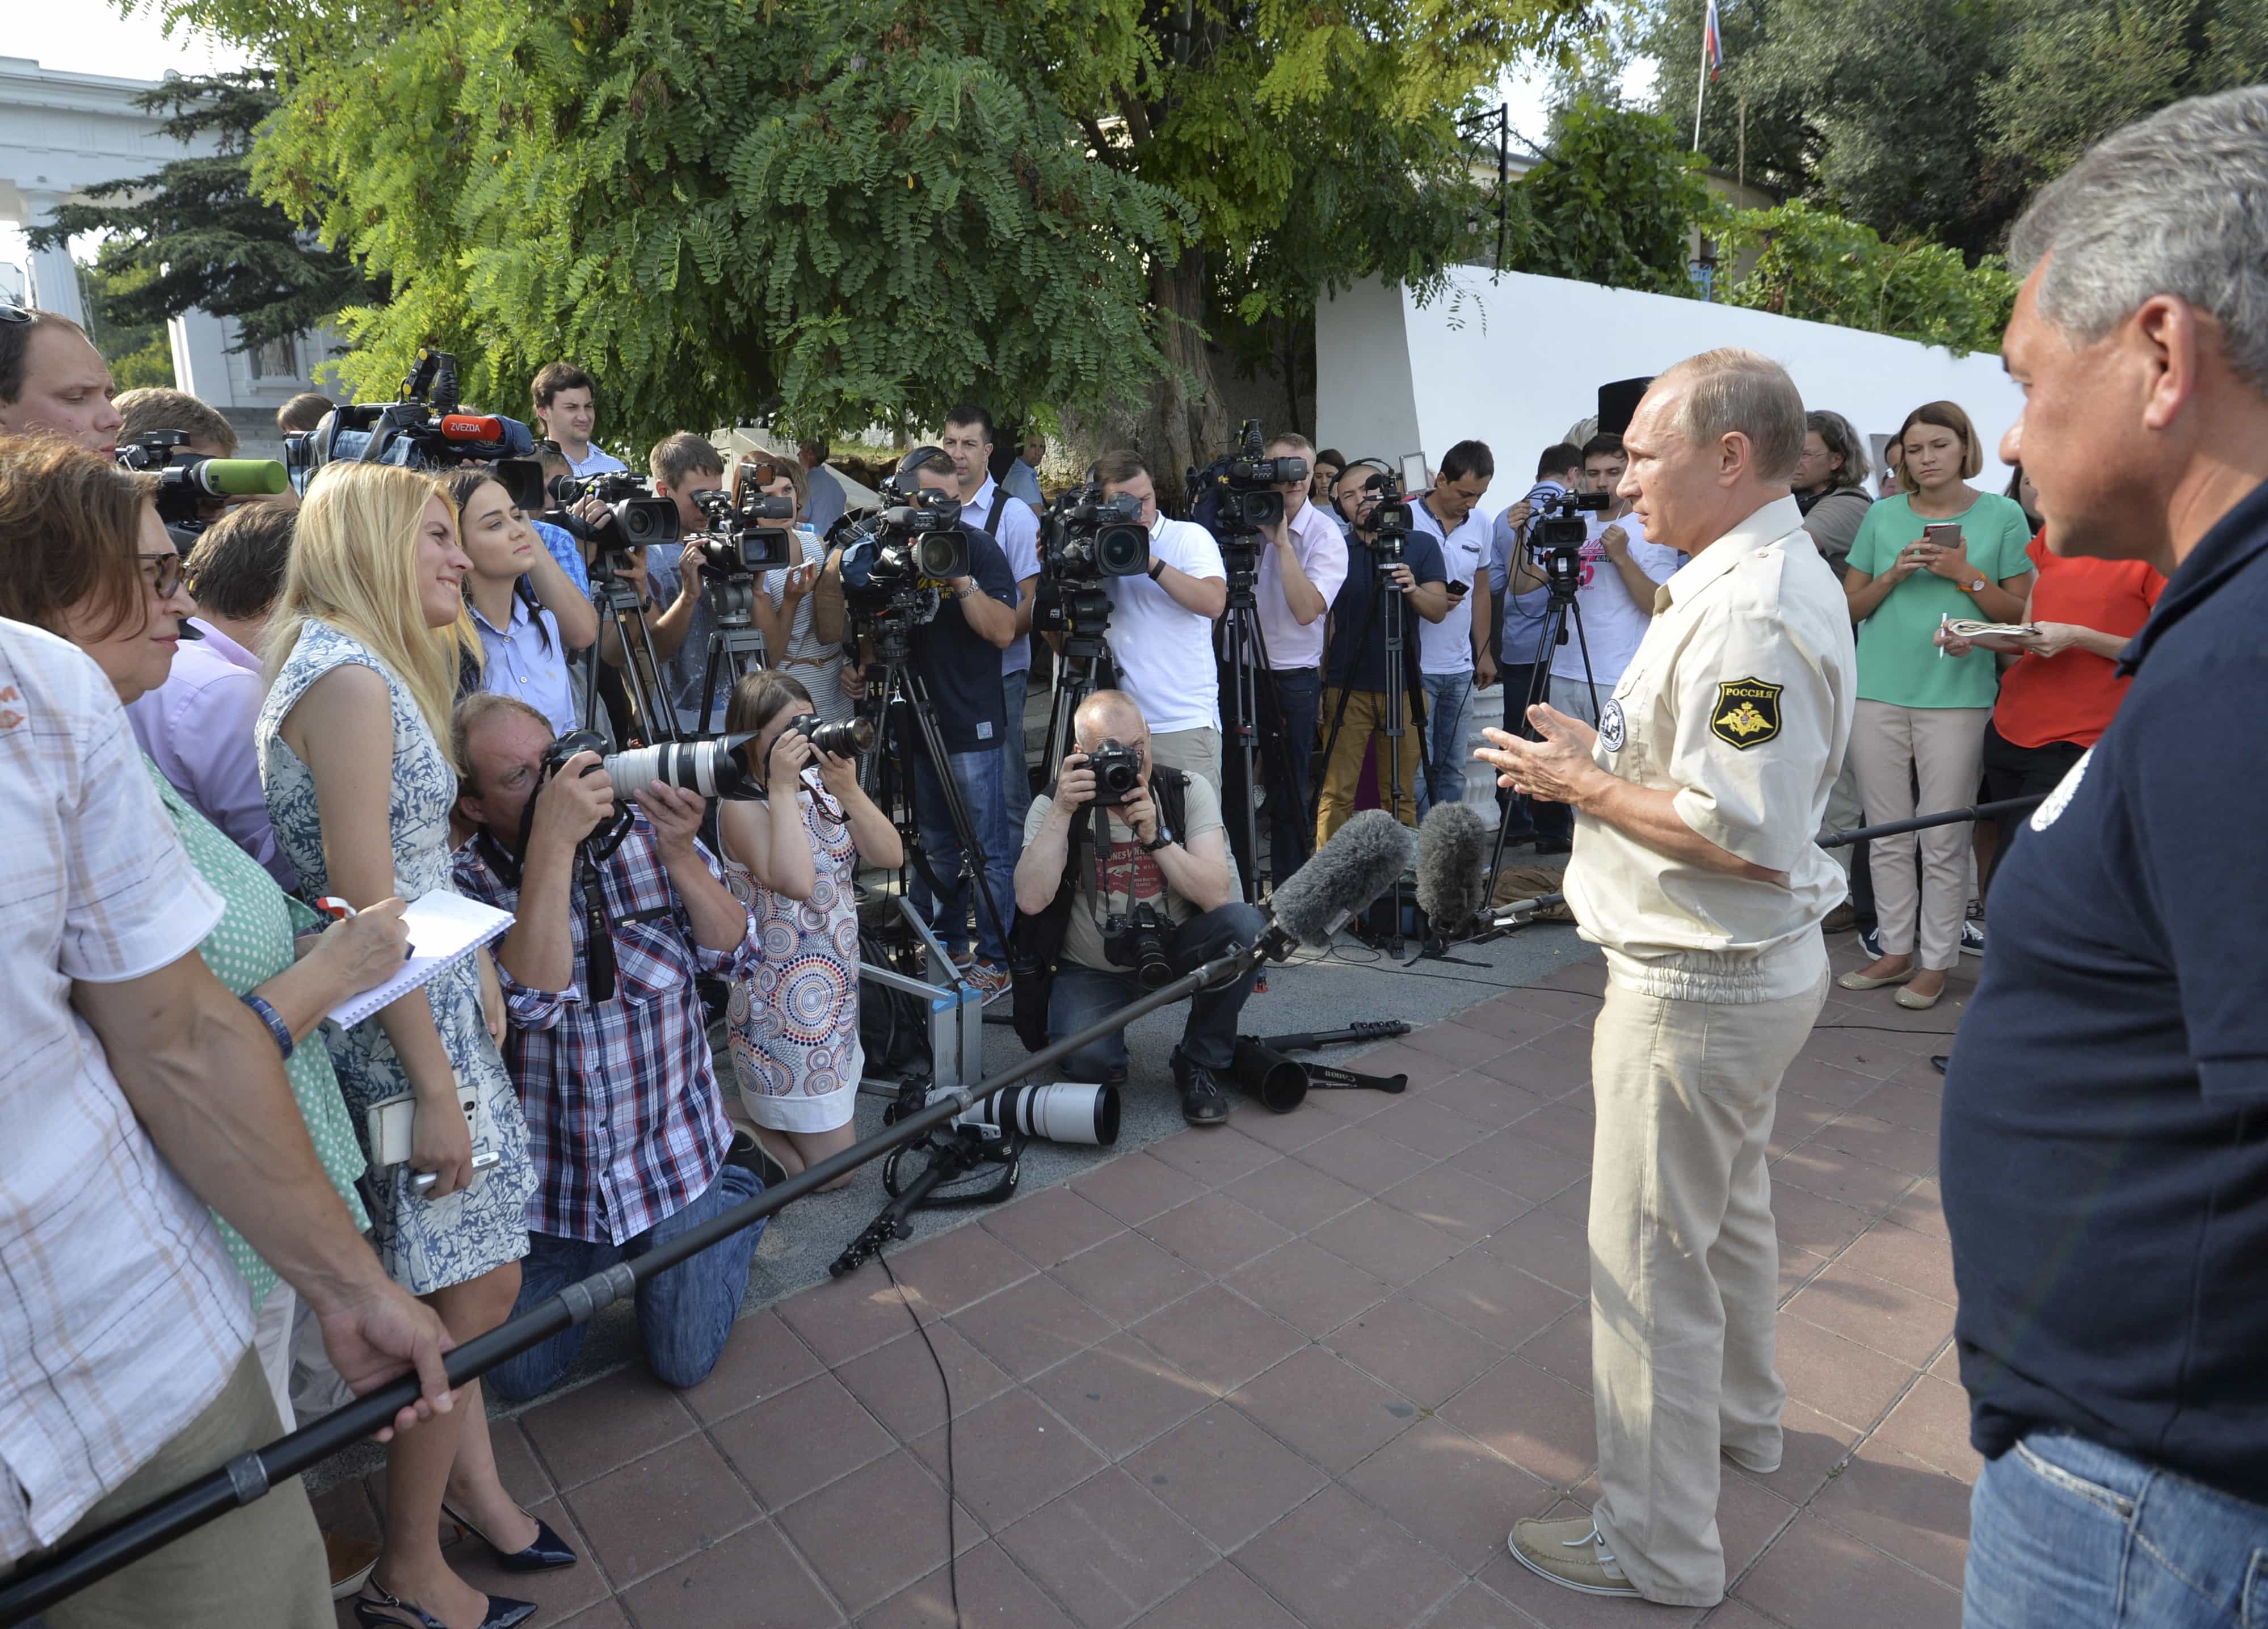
[26,71,369,353]
[1714,199,2016,353]
[158,0,1588,476]
[1506,97,1719,294]
[78,250,178,390]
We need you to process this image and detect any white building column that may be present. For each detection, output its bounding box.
[167,309,235,403]
[21,192,85,325]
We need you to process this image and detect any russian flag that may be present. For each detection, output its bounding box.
[1703,0,1725,79]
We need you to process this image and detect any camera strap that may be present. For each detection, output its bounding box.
[983,483,1012,540]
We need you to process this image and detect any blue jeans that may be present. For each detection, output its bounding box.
[1047,902,1267,1075]
[489,1163,764,1400]
[911,740,1015,968]
[1416,670,1475,818]
[998,666,1032,862]
[1222,666,1320,891]
[1966,1430,2268,1628]
[1494,662,1539,838]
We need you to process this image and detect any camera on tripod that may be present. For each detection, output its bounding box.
[552,472,683,555]
[314,349,546,511]
[1528,488,1612,593]
[1040,484,1149,580]
[116,432,289,532]
[690,487,798,576]
[1192,418,1308,535]
[838,483,971,624]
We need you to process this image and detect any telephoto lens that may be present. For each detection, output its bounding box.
[603,734,760,799]
[790,714,877,759]
[953,1081,1122,1146]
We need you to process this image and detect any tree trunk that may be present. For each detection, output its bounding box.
[1142,246,1230,516]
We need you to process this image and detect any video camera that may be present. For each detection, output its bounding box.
[1528,487,1613,596]
[116,432,289,533]
[1039,484,1149,582]
[689,487,797,576]
[836,483,971,623]
[1339,460,1415,574]
[1190,418,1308,536]
[314,349,546,512]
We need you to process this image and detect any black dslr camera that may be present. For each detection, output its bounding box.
[1082,740,1143,808]
[1103,903,1173,990]
[1192,418,1308,536]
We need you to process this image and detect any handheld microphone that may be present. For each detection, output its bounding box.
[1413,801,1491,940]
[1264,810,1416,955]
[171,457,289,498]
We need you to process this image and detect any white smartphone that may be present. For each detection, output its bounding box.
[365,1081,481,1169]
[1400,453,1430,494]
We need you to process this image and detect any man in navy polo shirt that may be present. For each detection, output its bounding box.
[1941,86,2268,1628]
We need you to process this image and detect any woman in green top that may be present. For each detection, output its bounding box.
[28,478,411,1433]
[1839,401,2035,1008]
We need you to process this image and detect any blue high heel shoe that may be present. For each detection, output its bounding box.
[352,1580,536,1629]
[442,1502,580,1572]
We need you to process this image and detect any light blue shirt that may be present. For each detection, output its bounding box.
[1491,489,1559,660]
[533,519,590,597]
[473,591,579,737]
[568,447,629,478]
[1002,459,1044,512]
[805,464,848,536]
[965,475,1042,676]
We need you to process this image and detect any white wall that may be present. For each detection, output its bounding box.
[1318,267,2026,516]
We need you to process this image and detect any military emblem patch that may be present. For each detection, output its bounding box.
[1598,698,1626,753]
[1710,677,1783,750]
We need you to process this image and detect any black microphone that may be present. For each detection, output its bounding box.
[1265,809,1416,955]
[1413,801,1490,938]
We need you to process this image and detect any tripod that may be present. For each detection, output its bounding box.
[857,614,1013,975]
[695,574,772,735]
[1039,583,1119,773]
[1214,538,1309,904]
[1313,541,1427,952]
[584,562,679,745]
[1480,545,1602,908]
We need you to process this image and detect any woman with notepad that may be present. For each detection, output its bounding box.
[259,462,563,1629]
[1838,402,2035,1010]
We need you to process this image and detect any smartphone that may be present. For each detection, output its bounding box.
[1446,580,1470,600]
[1921,523,1962,550]
[365,1081,480,1169]
[1400,453,1429,494]
[414,1150,502,1196]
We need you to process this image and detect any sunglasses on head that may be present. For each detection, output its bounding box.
[0,304,32,326]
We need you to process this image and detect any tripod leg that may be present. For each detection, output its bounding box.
[906,671,1013,974]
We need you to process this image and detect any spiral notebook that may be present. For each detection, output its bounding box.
[326,891,515,1028]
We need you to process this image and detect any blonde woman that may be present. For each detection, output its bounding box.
[258,463,558,1629]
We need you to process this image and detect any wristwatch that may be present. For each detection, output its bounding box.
[1967,576,1987,594]
[1139,831,1171,854]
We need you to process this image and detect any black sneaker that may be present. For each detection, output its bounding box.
[1101,1063,1130,1091]
[1171,1050,1231,1127]
[725,1127,789,1190]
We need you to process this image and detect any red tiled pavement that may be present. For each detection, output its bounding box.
[326,940,1979,1627]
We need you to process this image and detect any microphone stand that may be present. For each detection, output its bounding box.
[0,937,1290,1628]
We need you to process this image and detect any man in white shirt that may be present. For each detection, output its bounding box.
[0,618,450,1623]
[1095,449,1230,793]
[1226,430,1348,889]
[940,405,1045,822]
[529,361,628,478]
[1408,439,1499,816]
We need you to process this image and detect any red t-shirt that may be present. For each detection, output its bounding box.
[1995,533,2165,749]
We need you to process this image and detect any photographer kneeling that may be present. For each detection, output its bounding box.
[448,694,769,1400]
[1014,691,1265,1126]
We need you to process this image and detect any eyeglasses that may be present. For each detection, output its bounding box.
[0,304,31,326]
[139,551,185,599]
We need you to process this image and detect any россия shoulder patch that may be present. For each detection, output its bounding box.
[1710,677,1782,749]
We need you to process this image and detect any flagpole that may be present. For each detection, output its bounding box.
[1693,2,1710,149]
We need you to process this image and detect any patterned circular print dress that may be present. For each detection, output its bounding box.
[726,773,863,1134]
[258,620,535,1296]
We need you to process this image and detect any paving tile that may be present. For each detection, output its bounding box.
[1794,1029,1917,1083]
[948,1272,1117,1380]
[1225,1346,1421,1474]
[774,1449,977,1617]
[979,1184,1127,1270]
[1410,1251,1581,1350]
[1439,1357,1598,1487]
[1219,1156,1369,1233]
[1235,1485,1465,1629]
[1776,1055,1883,1108]
[996,1468,1215,1629]
[1783,1262,1954,1366]
[1481,1204,1592,1298]
[308,1476,380,1545]
[776,1266,937,1367]
[1504,1022,1598,1072]
[1070,1152,1212,1227]
[1545,1175,1593,1223]
[616,1520,843,1627]
[1129,1285,1307,1396]
[1692,1601,1785,1629]
[1479,1500,1707,1628]
[1886,1177,1949,1241]
[1375,1164,1534,1243]
[552,1603,632,1629]
[1772,1317,1920,1433]
[829,1320,1019,1443]
[1358,1039,1484,1088]
[1810,1111,1939,1178]
[1028,1333,1216,1460]
[1771,1144,1918,1216]
[1225,1237,1390,1339]
[1049,1231,1210,1325]
[1125,1403,1329,1550]
[1883,1054,1951,1093]
[909,1388,1108,1530]
[679,1307,825,1425]
[1767,1093,1846,1161]
[1810,1442,1971,1589]
[1367,1097,1499,1160]
[1130,1561,1303,1629]
[1306,1201,1465,1286]
[861,1539,1081,1629]
[1139,1123,1281,1189]
[559,1435,760,1586]
[1420,1581,1535,1628]
[1345,1418,1555,1571]
[1404,1021,1525,1071]
[1733,1512,1960,1628]
[520,1373,696,1491]
[1448,1130,1590,1203]
[1229,1100,1341,1153]
[878,1223,1038,1319]
[1138,1191,1296,1277]
[1715,1472,1801,1582]
[1538,959,1610,996]
[1778,1245,1831,1304]
[1327,1295,1505,1408]
[1292,1123,1437,1191]
[1427,1071,1555,1129]
[441,1495,612,1621]
[1299,1072,1401,1125]
[1850,1081,1944,1136]
[1725,1400,1860,1505]
[1866,1374,1979,1481]
[1505,1101,1597,1161]
[708,1370,895,1510]
[1930,1342,1960,1382]
[1516,1306,1594,1394]
[1457,992,1581,1043]
[1767,1182,1871,1260]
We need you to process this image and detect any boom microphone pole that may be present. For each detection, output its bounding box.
[0,811,1416,1629]
[1820,794,2047,848]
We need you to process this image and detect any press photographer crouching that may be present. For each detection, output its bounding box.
[448,695,769,1400]
[1013,690,1266,1126]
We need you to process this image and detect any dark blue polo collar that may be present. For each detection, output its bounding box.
[2119,476,2268,675]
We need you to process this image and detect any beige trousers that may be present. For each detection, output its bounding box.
[1848,700,1990,969]
[1147,725,1223,798]
[1588,973,1828,1607]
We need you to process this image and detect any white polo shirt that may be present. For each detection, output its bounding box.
[1253,497,1348,671]
[1409,496,1493,676]
[1104,515,1227,733]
